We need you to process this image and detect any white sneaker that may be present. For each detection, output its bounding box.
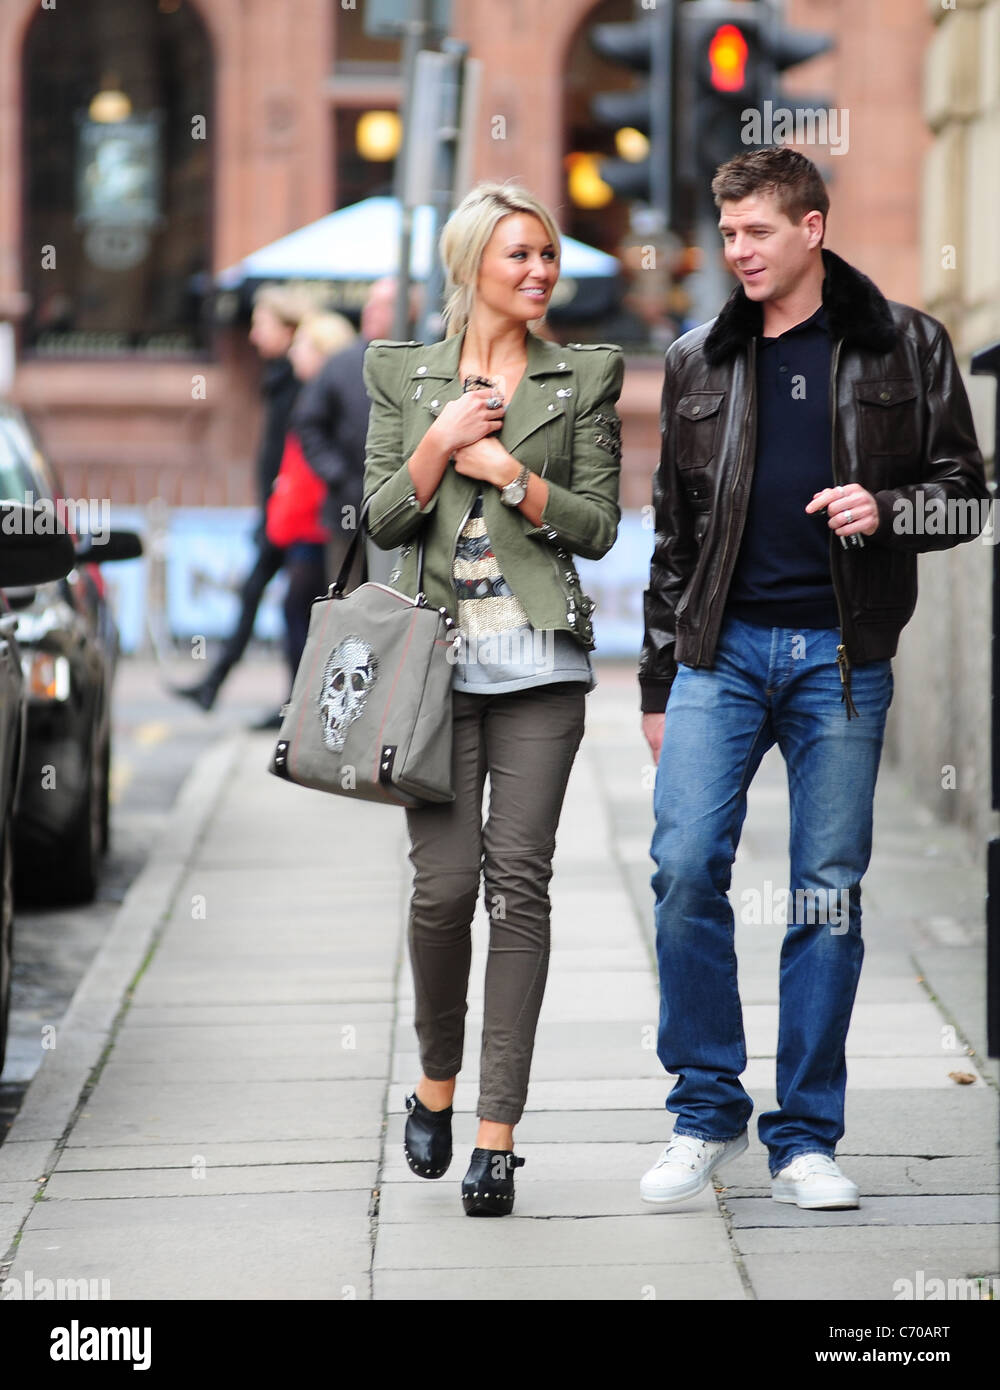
[640,1131,749,1205]
[771,1153,860,1209]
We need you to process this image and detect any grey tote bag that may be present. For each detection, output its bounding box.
[269,526,457,808]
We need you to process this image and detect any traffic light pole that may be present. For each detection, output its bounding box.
[649,0,674,235]
[415,41,468,345]
[392,0,436,340]
[688,199,734,325]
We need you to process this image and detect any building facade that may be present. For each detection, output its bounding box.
[0,0,934,514]
[885,0,998,847]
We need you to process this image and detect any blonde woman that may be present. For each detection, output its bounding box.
[269,312,357,688]
[363,183,623,1216]
[288,310,356,383]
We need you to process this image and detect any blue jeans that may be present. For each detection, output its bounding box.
[650,616,893,1175]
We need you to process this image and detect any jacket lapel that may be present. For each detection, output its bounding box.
[407,333,465,420]
[405,329,574,454]
[500,333,573,454]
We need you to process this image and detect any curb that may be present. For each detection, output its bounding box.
[0,730,246,1258]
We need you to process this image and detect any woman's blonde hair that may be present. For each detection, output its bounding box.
[439,182,561,338]
[252,284,317,329]
[293,311,356,358]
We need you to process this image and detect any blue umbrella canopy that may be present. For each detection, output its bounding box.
[217,196,620,286]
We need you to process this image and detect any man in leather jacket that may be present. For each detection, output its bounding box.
[638,148,989,1213]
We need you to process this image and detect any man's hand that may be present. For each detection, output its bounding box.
[805,483,879,539]
[642,712,665,764]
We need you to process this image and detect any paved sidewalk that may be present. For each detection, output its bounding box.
[0,664,996,1301]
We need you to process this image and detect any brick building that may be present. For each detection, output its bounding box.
[0,0,936,514]
[886,0,999,847]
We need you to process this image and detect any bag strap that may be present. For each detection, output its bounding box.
[329,496,426,599]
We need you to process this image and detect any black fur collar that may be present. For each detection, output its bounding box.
[703,249,898,365]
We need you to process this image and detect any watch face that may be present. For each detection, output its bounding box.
[503,478,527,505]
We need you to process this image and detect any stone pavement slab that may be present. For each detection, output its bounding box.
[372,1262,745,1300]
[741,1244,998,1302]
[725,1194,997,1227]
[69,1078,387,1146]
[377,1175,717,1221]
[372,1212,735,1269]
[54,1137,381,1169]
[42,1160,378,1200]
[1,663,995,1304]
[14,1190,374,1301]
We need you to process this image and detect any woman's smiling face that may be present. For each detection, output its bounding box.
[474,213,560,324]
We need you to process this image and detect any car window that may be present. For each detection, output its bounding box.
[0,417,51,503]
[0,413,58,499]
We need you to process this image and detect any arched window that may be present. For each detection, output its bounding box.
[21,0,213,357]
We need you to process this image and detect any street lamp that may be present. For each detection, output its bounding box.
[356,110,402,162]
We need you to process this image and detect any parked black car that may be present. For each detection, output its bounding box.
[0,405,141,905]
[0,499,76,1071]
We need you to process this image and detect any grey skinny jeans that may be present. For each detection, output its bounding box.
[405,682,587,1124]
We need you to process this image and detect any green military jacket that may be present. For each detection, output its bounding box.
[361,329,624,649]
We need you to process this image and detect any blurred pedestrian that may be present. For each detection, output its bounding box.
[265,311,357,707]
[173,285,311,714]
[363,182,623,1216]
[292,277,398,589]
[638,147,989,1212]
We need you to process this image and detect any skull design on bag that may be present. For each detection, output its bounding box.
[318,635,378,751]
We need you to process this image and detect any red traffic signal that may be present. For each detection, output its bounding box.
[708,23,749,92]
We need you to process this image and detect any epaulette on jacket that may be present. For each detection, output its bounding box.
[565,341,621,351]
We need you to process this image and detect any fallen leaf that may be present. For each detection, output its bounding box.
[948,1070,976,1085]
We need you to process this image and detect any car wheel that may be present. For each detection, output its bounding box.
[59,736,102,905]
[98,734,111,856]
[0,810,14,1077]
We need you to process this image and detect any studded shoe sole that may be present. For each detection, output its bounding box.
[461,1148,525,1217]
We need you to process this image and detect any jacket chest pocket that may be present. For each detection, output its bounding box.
[674,392,725,470]
[517,413,570,485]
[855,379,920,458]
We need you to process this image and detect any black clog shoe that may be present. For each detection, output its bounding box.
[404,1092,453,1179]
[461,1148,526,1216]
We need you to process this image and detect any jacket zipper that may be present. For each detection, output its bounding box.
[696,338,756,666]
[827,338,859,719]
[376,488,420,526]
[440,493,477,616]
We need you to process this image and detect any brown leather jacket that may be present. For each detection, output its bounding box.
[639,250,990,713]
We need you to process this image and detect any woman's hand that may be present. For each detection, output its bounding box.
[453,436,519,489]
[430,389,505,455]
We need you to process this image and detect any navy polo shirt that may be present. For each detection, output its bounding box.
[725,304,840,631]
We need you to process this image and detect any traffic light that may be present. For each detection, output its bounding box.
[677,3,762,190]
[675,1,835,229]
[587,10,673,228]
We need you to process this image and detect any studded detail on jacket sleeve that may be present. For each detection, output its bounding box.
[525,345,624,562]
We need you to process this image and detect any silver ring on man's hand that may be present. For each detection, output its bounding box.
[486,396,502,410]
[845,509,853,524]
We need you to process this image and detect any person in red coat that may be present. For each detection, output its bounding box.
[267,312,357,696]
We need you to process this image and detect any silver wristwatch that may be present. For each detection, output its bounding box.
[500,463,530,507]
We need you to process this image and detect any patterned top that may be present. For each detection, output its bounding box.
[452,494,529,639]
[451,494,593,695]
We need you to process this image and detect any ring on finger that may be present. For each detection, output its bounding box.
[485,396,502,410]
[845,509,853,524]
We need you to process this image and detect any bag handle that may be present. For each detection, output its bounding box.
[329,496,426,600]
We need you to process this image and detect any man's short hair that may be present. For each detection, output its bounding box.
[711,148,830,228]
